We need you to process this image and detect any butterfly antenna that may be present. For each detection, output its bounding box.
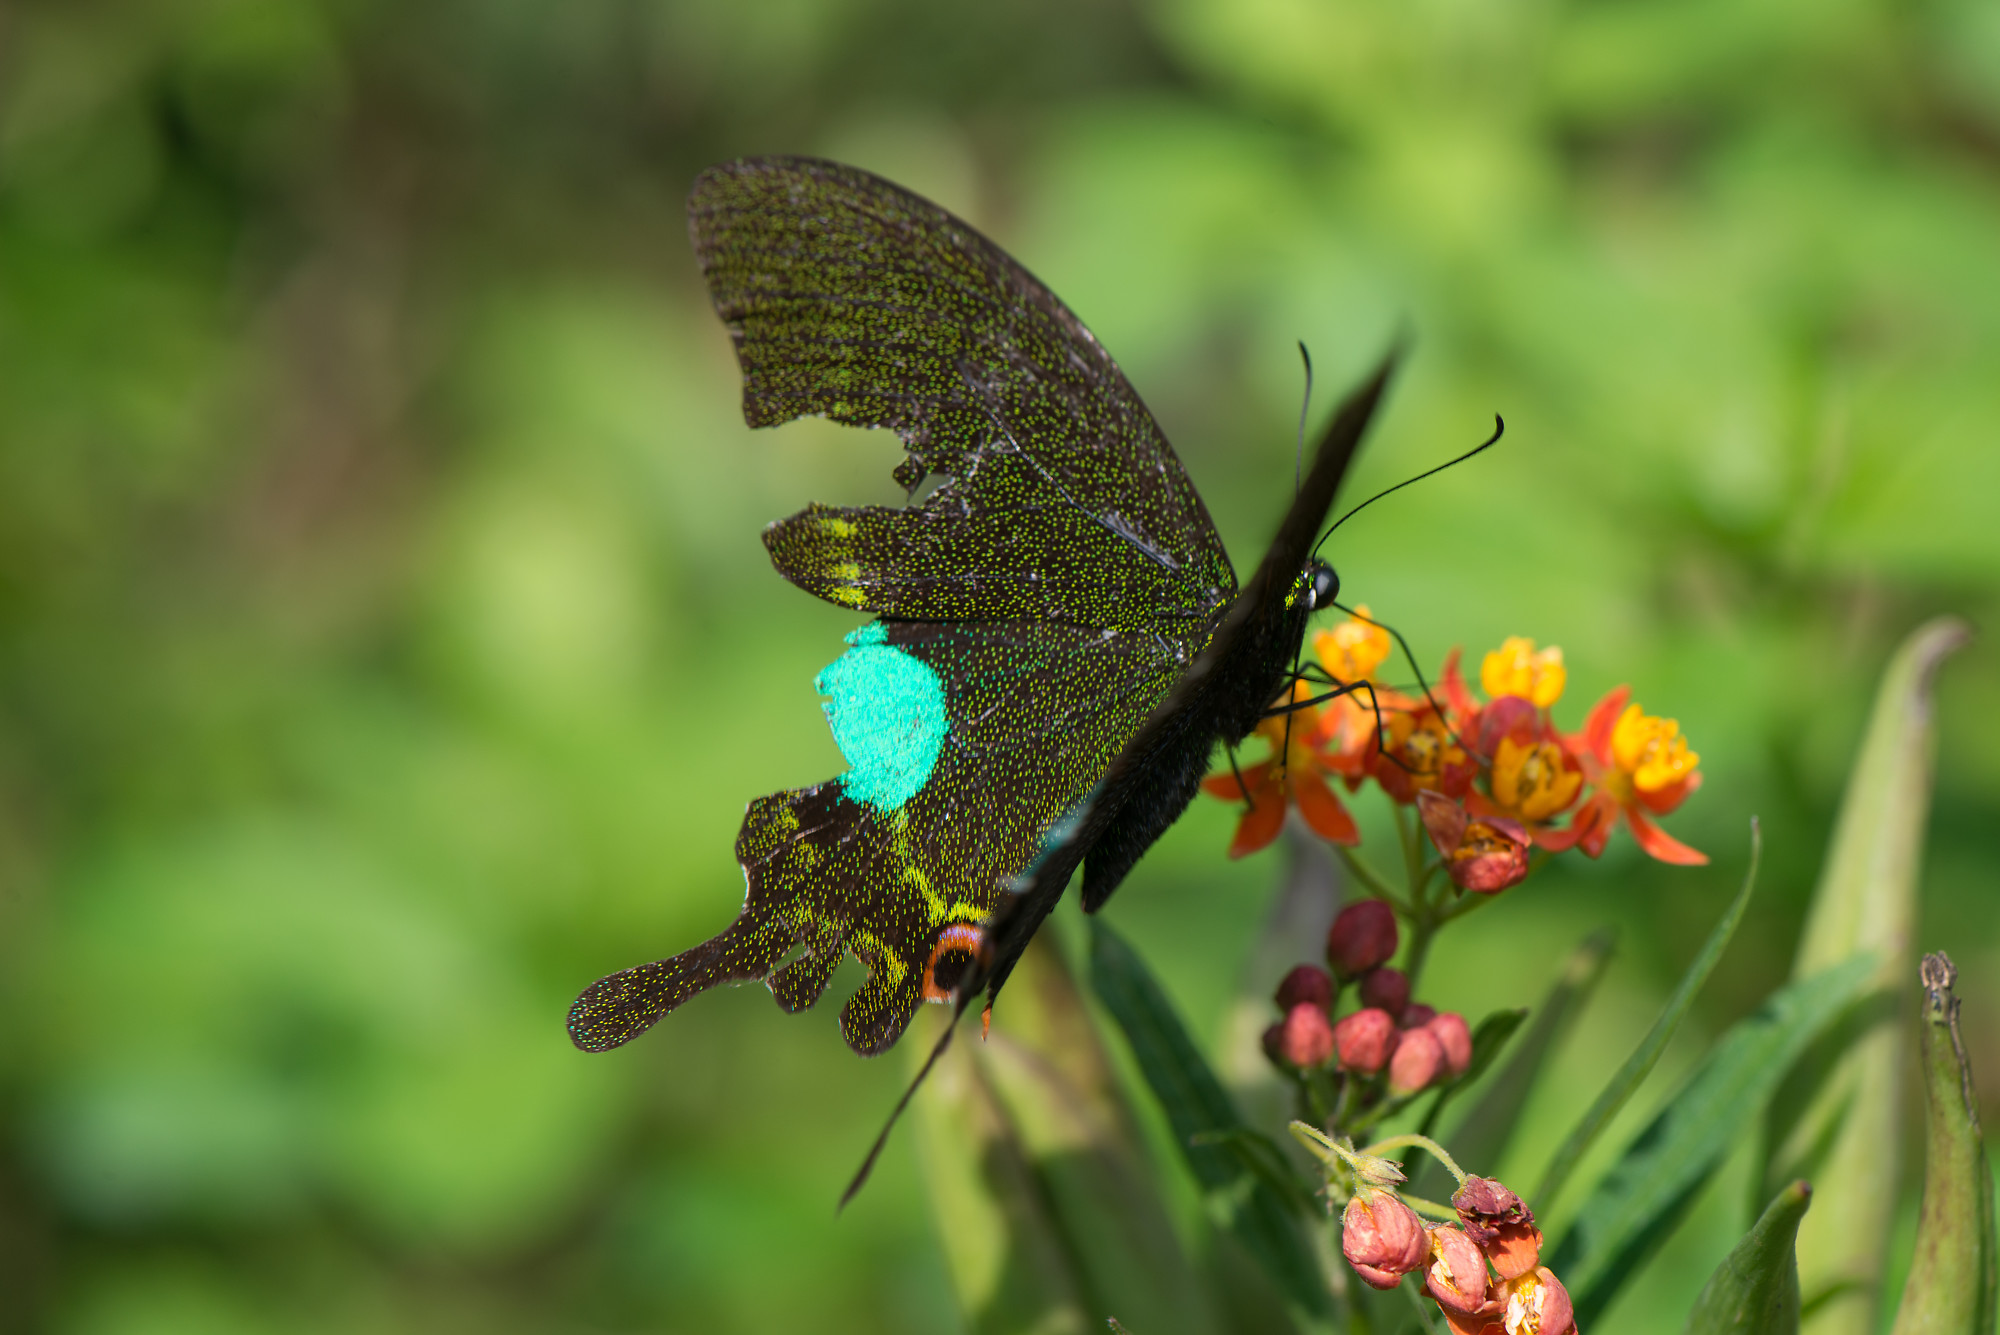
[1310,415,1505,563]
[838,1008,963,1211]
[1281,341,1317,772]
[1295,341,1313,497]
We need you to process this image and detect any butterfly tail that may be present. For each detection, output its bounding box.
[567,923,787,1052]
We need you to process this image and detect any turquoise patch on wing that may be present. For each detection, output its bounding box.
[816,622,949,812]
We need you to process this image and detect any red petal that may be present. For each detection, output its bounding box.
[1418,789,1469,855]
[1294,772,1361,846]
[1463,790,1504,820]
[1531,821,1584,852]
[1625,806,1709,865]
[1202,759,1274,802]
[1570,794,1613,858]
[1580,686,1630,762]
[1440,647,1479,718]
[1637,767,1702,815]
[1228,794,1288,858]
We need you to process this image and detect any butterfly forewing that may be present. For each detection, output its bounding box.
[693,157,1235,624]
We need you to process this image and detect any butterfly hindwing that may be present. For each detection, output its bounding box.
[568,617,1182,1055]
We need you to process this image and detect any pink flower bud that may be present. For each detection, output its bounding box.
[1334,1007,1398,1074]
[1402,1003,1438,1029]
[1278,1002,1336,1067]
[1327,899,1399,978]
[1358,967,1411,1019]
[1275,963,1334,1013]
[1426,1012,1473,1077]
[1389,1025,1444,1094]
[1452,1176,1544,1280]
[1341,1190,1429,1289]
[1425,1224,1491,1317]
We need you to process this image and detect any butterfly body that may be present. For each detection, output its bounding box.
[568,156,1391,1068]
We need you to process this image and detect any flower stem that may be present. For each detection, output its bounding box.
[1334,844,1409,913]
[1361,1133,1467,1186]
[1440,889,1497,925]
[1399,1192,1459,1221]
[1394,800,1425,894]
[1402,908,1438,995]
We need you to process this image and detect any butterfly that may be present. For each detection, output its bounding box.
[567,154,1400,1142]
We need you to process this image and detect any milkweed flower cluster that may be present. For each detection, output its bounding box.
[1295,1128,1574,1335]
[1204,610,1707,875]
[1338,1167,1574,1335]
[1261,902,1474,1101]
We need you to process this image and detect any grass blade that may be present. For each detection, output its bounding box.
[917,936,1225,1335]
[1408,930,1614,1198]
[1549,952,1878,1327]
[1767,618,1969,1335]
[1089,919,1334,1320]
[1534,822,1762,1214]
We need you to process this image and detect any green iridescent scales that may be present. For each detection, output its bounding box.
[568,157,1238,1057]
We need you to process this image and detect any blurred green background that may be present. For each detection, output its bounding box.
[2,0,1997,1332]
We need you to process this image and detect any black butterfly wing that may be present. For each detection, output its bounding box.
[569,157,1233,1056]
[978,350,1400,1001]
[839,352,1400,1206]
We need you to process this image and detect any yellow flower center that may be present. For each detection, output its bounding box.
[1453,821,1516,865]
[1481,637,1566,708]
[1491,737,1583,822]
[1504,1275,1547,1334]
[1610,702,1700,793]
[1403,724,1442,774]
[1315,605,1392,684]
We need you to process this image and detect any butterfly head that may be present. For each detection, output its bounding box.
[1302,559,1340,613]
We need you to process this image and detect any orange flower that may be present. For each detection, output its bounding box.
[1202,683,1360,856]
[1489,736,1584,822]
[1311,606,1405,773]
[1371,703,1476,804]
[1561,686,1707,865]
[1315,604,1394,684]
[1419,792,1532,894]
[1466,694,1585,838]
[1480,637,1567,709]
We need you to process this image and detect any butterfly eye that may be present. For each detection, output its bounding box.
[921,923,987,1002]
[1309,563,1341,610]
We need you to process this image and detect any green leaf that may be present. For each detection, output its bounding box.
[1537,823,1762,1214]
[914,936,1226,1335]
[1549,952,1879,1328]
[1684,1180,1811,1335]
[1410,929,1615,1198]
[1890,953,1998,1335]
[1765,618,1969,1335]
[1088,919,1334,1320]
